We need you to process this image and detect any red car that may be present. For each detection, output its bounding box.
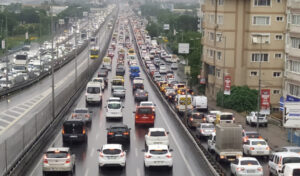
[134,106,155,126]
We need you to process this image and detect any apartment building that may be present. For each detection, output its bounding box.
[201,0,285,111]
[284,0,300,102]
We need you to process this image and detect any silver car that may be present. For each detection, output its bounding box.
[72,108,92,125]
[196,123,215,139]
[112,86,126,98]
[43,147,75,175]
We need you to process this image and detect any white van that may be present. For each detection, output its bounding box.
[280,163,300,176]
[85,82,102,106]
[269,152,300,175]
[192,96,208,111]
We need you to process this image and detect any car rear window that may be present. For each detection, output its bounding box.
[220,115,233,120]
[293,169,300,176]
[87,87,100,94]
[192,114,204,119]
[75,109,88,113]
[108,103,121,109]
[202,124,214,129]
[93,79,103,83]
[63,122,83,133]
[46,151,68,158]
[150,131,165,136]
[111,127,127,131]
[246,133,260,138]
[283,157,300,165]
[290,149,300,153]
[252,141,267,145]
[141,103,152,106]
[240,160,259,165]
[150,150,168,155]
[137,108,153,114]
[103,149,121,155]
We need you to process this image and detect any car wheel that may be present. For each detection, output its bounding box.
[246,119,248,125]
[250,122,254,127]
[265,123,268,127]
[85,101,89,107]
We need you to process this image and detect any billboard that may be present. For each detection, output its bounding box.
[178,43,190,54]
[260,89,270,115]
[163,24,170,30]
[224,75,231,95]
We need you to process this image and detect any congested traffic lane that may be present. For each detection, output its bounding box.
[27,14,215,176]
[0,12,115,138]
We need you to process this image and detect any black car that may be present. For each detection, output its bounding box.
[62,119,87,143]
[134,89,148,102]
[107,124,131,143]
[116,64,125,76]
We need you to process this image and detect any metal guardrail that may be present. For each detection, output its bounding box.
[0,8,118,176]
[129,19,225,176]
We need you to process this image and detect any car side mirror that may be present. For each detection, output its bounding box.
[141,149,146,152]
[122,106,124,108]
[169,149,173,152]
[97,149,101,152]
[133,111,136,113]
[89,111,93,113]
[167,132,169,134]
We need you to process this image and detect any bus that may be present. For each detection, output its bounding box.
[90,46,100,59]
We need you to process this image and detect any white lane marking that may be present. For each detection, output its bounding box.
[90,148,95,157]
[136,168,141,176]
[84,168,89,176]
[135,148,138,157]
[156,107,196,176]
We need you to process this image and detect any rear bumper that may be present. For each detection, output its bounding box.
[63,134,86,142]
[43,166,72,172]
[135,120,154,124]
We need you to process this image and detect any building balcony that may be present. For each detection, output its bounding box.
[285,70,300,82]
[288,23,300,33]
[287,0,300,9]
[286,46,300,57]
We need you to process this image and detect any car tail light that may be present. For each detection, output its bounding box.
[200,129,204,133]
[85,114,90,118]
[99,152,104,157]
[62,128,65,134]
[203,118,206,122]
[108,132,114,135]
[257,167,263,172]
[135,115,138,119]
[120,152,125,157]
[83,129,86,134]
[151,115,155,119]
[43,154,48,164]
[72,114,77,118]
[266,147,270,150]
[236,167,245,171]
[123,132,129,135]
[190,118,193,121]
[250,147,255,151]
[66,154,71,164]
[166,154,172,158]
[145,155,151,158]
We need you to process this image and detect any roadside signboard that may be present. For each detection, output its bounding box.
[163,24,170,30]
[184,66,191,75]
[283,102,300,128]
[59,19,65,25]
[260,89,270,115]
[178,43,189,54]
[224,75,231,95]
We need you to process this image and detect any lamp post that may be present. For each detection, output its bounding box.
[50,0,55,119]
[256,34,263,132]
[222,36,227,108]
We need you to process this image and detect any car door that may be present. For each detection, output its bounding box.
[268,154,276,174]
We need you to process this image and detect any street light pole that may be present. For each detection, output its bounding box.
[222,36,227,108]
[256,35,263,132]
[74,17,78,91]
[50,0,55,119]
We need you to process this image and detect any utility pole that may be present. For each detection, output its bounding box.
[87,13,90,79]
[256,35,263,132]
[184,58,189,125]
[74,17,78,91]
[51,0,55,119]
[222,36,227,108]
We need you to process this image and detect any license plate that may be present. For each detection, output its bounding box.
[108,156,117,159]
[257,151,264,154]
[154,161,163,164]
[115,134,122,136]
[247,170,255,173]
[154,142,161,144]
[142,116,148,119]
[70,135,78,138]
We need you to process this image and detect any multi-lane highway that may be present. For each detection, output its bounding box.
[26,9,216,176]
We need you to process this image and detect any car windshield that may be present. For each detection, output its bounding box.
[112,80,123,85]
[202,124,214,129]
[103,149,121,155]
[87,87,100,94]
[137,108,153,114]
[252,141,267,145]
[108,103,121,109]
[150,150,168,155]
[240,160,259,165]
[150,131,165,136]
[46,151,68,158]
[111,127,127,130]
[93,79,102,83]
[63,122,83,133]
[114,87,124,90]
[282,157,300,164]
[75,109,88,113]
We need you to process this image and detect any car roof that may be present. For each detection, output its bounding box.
[272,152,300,157]
[238,157,259,161]
[74,108,88,111]
[200,123,214,127]
[148,144,168,150]
[244,131,259,134]
[281,146,300,150]
[108,101,121,104]
[102,144,122,149]
[108,97,121,101]
[149,128,165,132]
[284,163,300,169]
[110,124,128,128]
[248,138,266,142]
[87,81,101,86]
[47,147,69,152]
[140,101,153,105]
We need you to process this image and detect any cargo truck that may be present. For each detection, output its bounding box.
[214,124,243,162]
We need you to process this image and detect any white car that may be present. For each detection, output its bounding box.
[246,111,268,127]
[159,65,167,74]
[195,123,215,139]
[243,138,270,156]
[170,63,178,69]
[230,157,263,176]
[105,101,123,120]
[145,128,169,147]
[140,101,156,112]
[107,97,121,103]
[143,144,173,169]
[205,111,221,123]
[42,147,75,175]
[92,77,105,90]
[85,82,102,106]
[97,144,126,168]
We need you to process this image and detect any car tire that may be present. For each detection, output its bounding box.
[250,122,254,127]
[246,119,248,125]
[265,123,268,127]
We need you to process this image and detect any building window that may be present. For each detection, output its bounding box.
[216,69,221,78]
[287,60,300,73]
[208,65,215,75]
[209,14,215,23]
[211,0,215,5]
[209,49,215,58]
[254,0,271,6]
[209,32,215,41]
[251,53,269,62]
[217,15,224,25]
[288,83,300,98]
[253,16,270,25]
[252,34,270,44]
[250,71,258,76]
[274,53,282,59]
[216,33,222,42]
[217,51,222,60]
[276,16,284,22]
[273,72,281,77]
[218,0,224,5]
[273,89,280,94]
[275,34,283,40]
[277,0,281,2]
[291,37,300,49]
[292,15,300,25]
